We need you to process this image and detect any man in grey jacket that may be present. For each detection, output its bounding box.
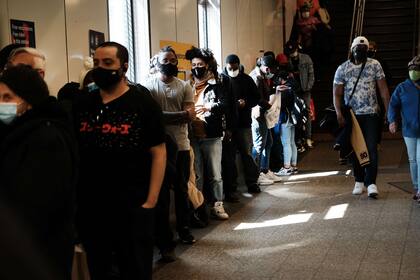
[284,40,315,149]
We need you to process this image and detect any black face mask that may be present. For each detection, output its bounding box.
[158,62,178,77]
[367,50,376,58]
[278,70,289,80]
[192,66,207,79]
[91,67,123,90]
[353,49,368,62]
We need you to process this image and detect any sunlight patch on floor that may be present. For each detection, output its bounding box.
[234,213,313,230]
[323,203,348,220]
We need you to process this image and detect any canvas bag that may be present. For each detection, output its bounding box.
[265,92,281,129]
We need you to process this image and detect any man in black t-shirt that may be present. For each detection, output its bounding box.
[75,42,166,280]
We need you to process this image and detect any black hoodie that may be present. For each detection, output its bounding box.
[0,96,78,279]
[222,68,259,129]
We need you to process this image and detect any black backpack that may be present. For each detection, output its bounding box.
[290,94,308,129]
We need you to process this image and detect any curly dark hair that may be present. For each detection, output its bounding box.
[185,47,219,79]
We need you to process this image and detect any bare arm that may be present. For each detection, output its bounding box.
[377,79,390,117]
[333,83,345,127]
[183,101,196,120]
[142,142,166,208]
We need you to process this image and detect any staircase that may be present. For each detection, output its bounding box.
[362,0,418,91]
[312,0,419,134]
[311,0,355,133]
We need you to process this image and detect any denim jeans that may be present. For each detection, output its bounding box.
[280,123,297,166]
[352,114,379,185]
[403,137,420,192]
[222,128,259,193]
[251,118,273,171]
[192,138,223,202]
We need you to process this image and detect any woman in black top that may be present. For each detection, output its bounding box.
[0,65,78,280]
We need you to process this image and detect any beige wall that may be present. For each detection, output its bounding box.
[0,0,296,92]
[0,0,108,95]
[65,0,109,85]
[149,0,199,56]
[221,0,296,73]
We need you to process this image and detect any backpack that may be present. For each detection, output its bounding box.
[291,95,308,129]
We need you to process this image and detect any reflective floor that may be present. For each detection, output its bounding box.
[153,139,420,280]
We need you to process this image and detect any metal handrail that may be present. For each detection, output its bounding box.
[414,0,420,56]
[349,0,358,51]
[349,0,366,53]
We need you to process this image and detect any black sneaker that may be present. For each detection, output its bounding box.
[178,228,196,245]
[225,192,240,203]
[159,248,176,263]
[190,214,207,228]
[248,185,261,193]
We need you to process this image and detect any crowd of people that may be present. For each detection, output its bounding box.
[0,30,419,280]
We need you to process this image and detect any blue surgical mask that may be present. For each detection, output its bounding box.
[0,103,18,125]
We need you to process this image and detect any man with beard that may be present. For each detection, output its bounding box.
[145,46,196,261]
[75,41,166,280]
[333,36,390,198]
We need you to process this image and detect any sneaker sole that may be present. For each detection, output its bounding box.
[368,192,378,198]
[211,214,229,220]
[258,181,273,186]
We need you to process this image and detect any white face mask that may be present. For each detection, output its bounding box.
[266,72,274,79]
[0,103,18,125]
[291,51,299,58]
[228,69,239,78]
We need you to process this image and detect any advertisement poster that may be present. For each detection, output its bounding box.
[89,30,105,56]
[159,40,196,81]
[10,19,36,47]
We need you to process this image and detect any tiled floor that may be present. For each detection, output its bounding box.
[153,140,420,280]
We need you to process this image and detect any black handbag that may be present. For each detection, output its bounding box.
[319,62,366,133]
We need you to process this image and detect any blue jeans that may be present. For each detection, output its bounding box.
[192,138,223,202]
[280,123,297,166]
[251,118,273,171]
[352,114,379,185]
[403,137,420,192]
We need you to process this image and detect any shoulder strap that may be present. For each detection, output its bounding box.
[347,62,366,104]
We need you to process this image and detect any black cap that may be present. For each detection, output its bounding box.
[408,55,420,70]
[260,55,276,68]
[226,54,240,65]
[0,65,49,107]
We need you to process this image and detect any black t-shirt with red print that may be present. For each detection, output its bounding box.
[75,85,165,209]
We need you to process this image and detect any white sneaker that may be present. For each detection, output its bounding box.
[212,201,229,220]
[306,139,314,148]
[352,182,365,195]
[258,172,274,185]
[275,167,293,176]
[265,170,282,182]
[367,184,378,198]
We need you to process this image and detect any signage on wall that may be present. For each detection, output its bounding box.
[89,30,105,56]
[159,40,196,81]
[10,19,36,47]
